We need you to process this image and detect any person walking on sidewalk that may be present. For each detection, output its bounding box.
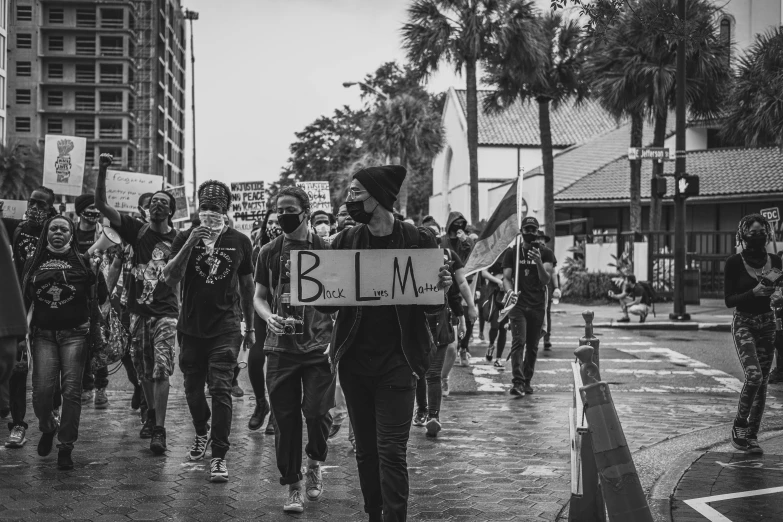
[163,180,255,482]
[253,186,336,514]
[724,213,782,454]
[441,212,475,366]
[482,253,510,368]
[95,153,179,454]
[503,217,554,397]
[0,224,26,421]
[322,166,452,522]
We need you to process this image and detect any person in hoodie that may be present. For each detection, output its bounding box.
[442,211,476,366]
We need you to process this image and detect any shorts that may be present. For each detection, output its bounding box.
[130,314,176,382]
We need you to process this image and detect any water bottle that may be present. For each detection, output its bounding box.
[552,288,561,306]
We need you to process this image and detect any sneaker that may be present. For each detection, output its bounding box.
[305,465,323,501]
[543,342,552,351]
[150,426,167,455]
[769,369,783,384]
[425,416,442,437]
[230,384,244,398]
[328,423,341,439]
[523,383,534,395]
[413,411,427,427]
[94,388,109,409]
[209,457,228,482]
[38,423,58,457]
[131,386,143,410]
[479,331,485,341]
[5,425,27,448]
[617,317,630,323]
[731,419,749,452]
[81,390,94,405]
[639,310,648,324]
[140,410,155,439]
[57,447,73,470]
[0,408,9,419]
[188,431,210,461]
[509,384,525,397]
[485,344,495,361]
[284,488,305,513]
[248,401,269,432]
[746,434,764,455]
[494,359,505,370]
[441,378,450,397]
[459,351,471,367]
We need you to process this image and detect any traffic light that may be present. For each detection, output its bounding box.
[677,175,699,198]
[651,176,667,198]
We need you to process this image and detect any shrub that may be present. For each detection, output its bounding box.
[562,271,617,301]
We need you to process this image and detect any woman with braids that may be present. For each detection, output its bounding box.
[724,213,782,453]
[21,215,105,470]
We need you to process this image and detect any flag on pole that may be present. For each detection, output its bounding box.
[464,178,523,276]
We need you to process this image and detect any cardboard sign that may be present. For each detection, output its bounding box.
[297,181,331,213]
[42,135,87,196]
[106,170,163,213]
[168,185,191,222]
[290,249,444,306]
[230,181,266,220]
[761,207,780,223]
[0,199,28,219]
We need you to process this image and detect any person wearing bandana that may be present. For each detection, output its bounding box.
[164,180,254,483]
[724,214,782,454]
[1,186,58,450]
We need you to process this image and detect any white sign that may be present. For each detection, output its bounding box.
[297,181,331,213]
[42,135,88,196]
[290,249,444,306]
[628,147,670,161]
[168,185,191,222]
[230,181,266,220]
[0,199,27,220]
[761,207,780,223]
[106,170,163,213]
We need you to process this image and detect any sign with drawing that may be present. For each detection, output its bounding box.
[42,135,88,196]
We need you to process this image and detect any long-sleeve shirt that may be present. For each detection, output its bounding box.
[724,253,782,315]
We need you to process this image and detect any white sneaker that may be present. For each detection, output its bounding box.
[305,465,323,501]
[284,488,305,513]
[209,458,228,482]
[5,425,27,448]
[425,417,442,437]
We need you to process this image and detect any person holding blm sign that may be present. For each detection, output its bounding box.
[94,153,179,455]
[320,165,452,522]
[253,186,335,514]
[163,180,254,483]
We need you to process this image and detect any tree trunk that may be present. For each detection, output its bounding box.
[650,110,667,234]
[538,98,556,253]
[398,152,409,217]
[465,58,480,225]
[629,111,644,272]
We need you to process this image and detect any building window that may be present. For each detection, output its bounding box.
[100,8,124,29]
[48,63,64,79]
[75,64,95,83]
[99,119,122,139]
[99,64,123,84]
[75,119,95,138]
[47,118,63,134]
[16,33,31,49]
[99,91,123,111]
[0,34,6,69]
[0,0,7,29]
[16,5,32,22]
[48,8,64,24]
[75,92,95,111]
[48,35,64,51]
[76,8,96,28]
[48,91,64,107]
[16,89,31,104]
[76,36,96,55]
[99,35,123,57]
[15,117,31,133]
[720,17,732,67]
[85,147,95,165]
[16,62,32,76]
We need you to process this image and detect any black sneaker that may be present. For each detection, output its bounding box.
[209,457,228,482]
[38,425,58,457]
[188,427,210,461]
[140,409,155,439]
[328,423,341,439]
[731,419,749,452]
[425,416,441,437]
[131,386,142,410]
[746,436,764,455]
[248,401,269,432]
[524,383,534,395]
[413,411,426,427]
[57,448,73,470]
[509,384,525,397]
[617,317,630,323]
[485,345,495,361]
[543,342,552,351]
[150,427,167,455]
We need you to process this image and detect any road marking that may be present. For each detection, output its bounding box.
[522,465,561,476]
[684,486,783,522]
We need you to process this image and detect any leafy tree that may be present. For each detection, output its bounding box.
[0,143,43,200]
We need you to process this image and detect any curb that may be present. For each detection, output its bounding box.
[580,321,731,332]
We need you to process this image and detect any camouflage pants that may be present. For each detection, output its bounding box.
[732,311,776,434]
[129,315,176,383]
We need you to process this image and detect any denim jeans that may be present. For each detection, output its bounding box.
[509,307,546,386]
[415,340,451,418]
[179,332,242,459]
[266,350,335,485]
[340,363,417,522]
[7,340,28,431]
[31,323,89,449]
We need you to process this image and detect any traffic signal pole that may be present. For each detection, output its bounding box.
[670,0,690,321]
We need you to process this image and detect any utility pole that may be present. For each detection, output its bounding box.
[670,0,690,321]
[184,9,199,209]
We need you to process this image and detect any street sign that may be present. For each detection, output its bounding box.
[761,207,780,223]
[628,147,670,161]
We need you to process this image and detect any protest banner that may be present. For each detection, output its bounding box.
[168,185,191,222]
[290,249,444,306]
[297,181,331,213]
[230,181,266,221]
[0,199,27,219]
[42,135,87,196]
[106,170,163,213]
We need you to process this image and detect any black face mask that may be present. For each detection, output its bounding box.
[522,233,538,244]
[744,233,767,251]
[346,200,375,224]
[278,212,304,234]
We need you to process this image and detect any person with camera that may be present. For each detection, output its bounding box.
[502,217,554,397]
[608,275,650,323]
[163,180,255,482]
[725,214,782,454]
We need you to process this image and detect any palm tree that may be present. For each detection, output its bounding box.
[363,93,445,215]
[484,1,587,248]
[0,142,43,200]
[402,0,507,225]
[721,27,783,149]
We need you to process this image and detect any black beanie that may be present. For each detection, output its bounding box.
[75,194,95,215]
[353,165,406,211]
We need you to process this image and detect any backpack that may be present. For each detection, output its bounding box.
[637,281,656,316]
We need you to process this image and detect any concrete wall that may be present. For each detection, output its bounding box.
[431,91,469,224]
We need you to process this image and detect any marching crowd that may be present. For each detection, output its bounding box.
[0,157,562,522]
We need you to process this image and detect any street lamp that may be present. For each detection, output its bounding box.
[184,8,199,208]
[342,81,389,101]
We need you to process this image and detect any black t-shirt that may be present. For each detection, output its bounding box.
[3,218,43,280]
[502,244,556,310]
[75,227,97,254]
[340,231,406,376]
[27,249,94,330]
[117,215,179,318]
[170,226,253,338]
[725,253,783,315]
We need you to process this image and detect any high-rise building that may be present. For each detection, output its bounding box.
[0,0,8,146]
[7,0,186,186]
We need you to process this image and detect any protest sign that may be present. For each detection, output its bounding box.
[230,181,265,221]
[106,170,163,213]
[0,199,27,219]
[42,135,87,196]
[290,249,444,306]
[297,181,331,213]
[168,185,191,222]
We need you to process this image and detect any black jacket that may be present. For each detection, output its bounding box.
[442,211,474,265]
[317,220,443,378]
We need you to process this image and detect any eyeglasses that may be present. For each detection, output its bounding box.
[346,189,367,201]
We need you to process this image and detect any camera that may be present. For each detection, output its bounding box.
[282,317,304,336]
